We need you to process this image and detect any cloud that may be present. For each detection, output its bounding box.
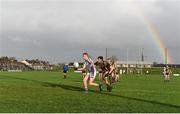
[1,0,180,63]
[11,36,40,46]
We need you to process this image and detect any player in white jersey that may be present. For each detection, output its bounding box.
[79,52,102,93]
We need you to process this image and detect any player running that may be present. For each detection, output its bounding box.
[95,56,115,92]
[108,59,120,82]
[94,58,103,81]
[79,53,103,93]
[163,65,172,82]
[63,64,69,79]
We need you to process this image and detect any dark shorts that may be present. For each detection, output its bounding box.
[82,70,86,74]
[63,70,67,73]
[102,71,109,77]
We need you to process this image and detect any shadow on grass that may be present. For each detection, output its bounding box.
[1,75,180,109]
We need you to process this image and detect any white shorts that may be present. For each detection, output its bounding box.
[87,69,97,78]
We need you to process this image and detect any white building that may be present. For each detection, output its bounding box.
[116,61,152,68]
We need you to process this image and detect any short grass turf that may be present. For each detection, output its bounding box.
[0,71,180,113]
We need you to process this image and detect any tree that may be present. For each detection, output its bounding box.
[153,61,158,65]
[111,55,119,63]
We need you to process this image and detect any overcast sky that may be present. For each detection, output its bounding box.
[0,0,180,63]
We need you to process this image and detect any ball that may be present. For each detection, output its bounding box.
[73,62,79,68]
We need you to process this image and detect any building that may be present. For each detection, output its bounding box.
[116,61,152,68]
[116,61,153,74]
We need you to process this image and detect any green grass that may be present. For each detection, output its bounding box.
[0,71,180,113]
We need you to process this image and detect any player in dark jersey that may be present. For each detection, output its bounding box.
[163,65,172,82]
[94,57,103,81]
[63,64,69,79]
[95,56,113,92]
[108,59,120,82]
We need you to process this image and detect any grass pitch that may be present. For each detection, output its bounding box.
[0,71,180,113]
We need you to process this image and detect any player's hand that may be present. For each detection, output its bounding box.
[77,68,81,71]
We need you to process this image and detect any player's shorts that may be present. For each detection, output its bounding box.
[101,71,110,78]
[87,68,97,78]
[98,69,102,73]
[82,70,86,74]
[63,70,67,73]
[165,75,168,78]
[115,70,119,75]
[99,70,102,74]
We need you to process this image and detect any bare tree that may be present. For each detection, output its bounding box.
[111,55,119,63]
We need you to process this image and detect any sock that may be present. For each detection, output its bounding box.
[85,88,88,91]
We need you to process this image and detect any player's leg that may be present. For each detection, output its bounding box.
[82,70,86,79]
[88,70,98,86]
[99,72,104,86]
[108,76,113,92]
[99,71,112,92]
[166,75,168,81]
[89,77,99,86]
[104,72,111,91]
[101,72,106,84]
[167,73,170,81]
[82,73,86,79]
[83,75,89,93]
[97,72,106,91]
[89,77,103,92]
[112,71,119,83]
[99,72,103,81]
[115,69,120,82]
[115,73,120,82]
[63,71,67,79]
[105,72,110,85]
[89,71,103,92]
[165,73,168,81]
[111,71,117,83]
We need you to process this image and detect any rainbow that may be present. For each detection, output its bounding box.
[137,12,173,64]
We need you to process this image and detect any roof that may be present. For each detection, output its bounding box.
[20,60,32,66]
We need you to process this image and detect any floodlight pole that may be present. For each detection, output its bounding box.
[126,48,129,74]
[105,48,108,59]
[165,48,168,65]
[141,48,144,75]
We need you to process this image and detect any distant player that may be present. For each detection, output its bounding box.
[79,53,102,93]
[163,65,172,82]
[63,64,69,79]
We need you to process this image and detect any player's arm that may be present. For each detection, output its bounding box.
[94,61,98,66]
[109,65,114,74]
[78,64,86,71]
